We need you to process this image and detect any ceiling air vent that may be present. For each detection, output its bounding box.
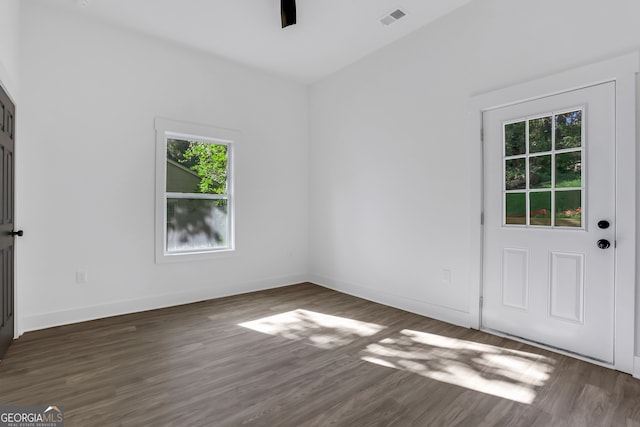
[380,8,407,26]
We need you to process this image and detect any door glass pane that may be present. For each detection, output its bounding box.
[555,191,582,227]
[530,192,551,226]
[529,116,552,153]
[502,108,585,229]
[555,110,582,149]
[166,198,229,252]
[505,192,526,225]
[505,121,526,156]
[529,155,551,189]
[505,158,526,190]
[555,151,582,188]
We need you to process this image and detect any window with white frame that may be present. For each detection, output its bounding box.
[503,108,584,229]
[155,118,237,262]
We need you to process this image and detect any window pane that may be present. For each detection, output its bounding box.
[505,158,526,190]
[529,116,552,153]
[555,151,582,188]
[505,121,526,156]
[506,192,526,225]
[555,191,582,227]
[167,198,229,252]
[529,155,551,189]
[166,161,200,193]
[166,139,228,194]
[555,110,582,149]
[530,192,551,226]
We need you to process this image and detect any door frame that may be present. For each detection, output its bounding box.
[469,52,638,374]
[0,78,17,351]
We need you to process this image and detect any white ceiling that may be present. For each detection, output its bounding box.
[42,0,473,83]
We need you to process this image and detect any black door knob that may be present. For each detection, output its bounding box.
[597,220,610,229]
[597,239,610,249]
[10,230,23,237]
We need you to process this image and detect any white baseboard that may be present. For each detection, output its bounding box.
[309,273,472,329]
[634,356,640,379]
[19,274,308,335]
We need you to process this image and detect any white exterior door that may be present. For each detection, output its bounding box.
[482,82,615,363]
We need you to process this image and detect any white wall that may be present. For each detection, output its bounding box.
[309,0,640,350]
[0,0,20,99]
[16,0,640,365]
[17,1,309,332]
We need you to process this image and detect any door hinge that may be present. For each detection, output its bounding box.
[479,296,484,308]
[480,127,484,142]
[480,212,484,225]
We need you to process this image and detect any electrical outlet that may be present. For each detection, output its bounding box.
[442,269,451,284]
[76,269,89,284]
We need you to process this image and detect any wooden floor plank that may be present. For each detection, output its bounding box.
[0,283,638,426]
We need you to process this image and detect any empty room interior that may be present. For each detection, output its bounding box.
[1,0,640,425]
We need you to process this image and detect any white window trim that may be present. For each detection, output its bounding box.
[155,117,239,263]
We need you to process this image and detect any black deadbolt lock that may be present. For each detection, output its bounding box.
[597,220,610,229]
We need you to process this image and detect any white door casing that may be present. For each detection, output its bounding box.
[483,82,614,363]
[468,52,638,374]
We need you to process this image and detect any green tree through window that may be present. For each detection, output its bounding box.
[167,139,228,194]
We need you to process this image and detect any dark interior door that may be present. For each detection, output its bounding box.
[0,84,15,360]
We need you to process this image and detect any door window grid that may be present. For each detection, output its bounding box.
[503,108,584,229]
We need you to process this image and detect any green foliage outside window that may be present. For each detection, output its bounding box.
[167,139,228,194]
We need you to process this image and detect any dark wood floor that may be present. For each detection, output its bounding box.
[1,283,639,426]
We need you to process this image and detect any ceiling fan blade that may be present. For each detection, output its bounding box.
[281,0,296,28]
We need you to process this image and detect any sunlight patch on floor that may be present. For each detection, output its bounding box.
[239,309,385,349]
[361,329,554,404]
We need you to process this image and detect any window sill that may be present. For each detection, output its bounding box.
[155,248,237,264]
